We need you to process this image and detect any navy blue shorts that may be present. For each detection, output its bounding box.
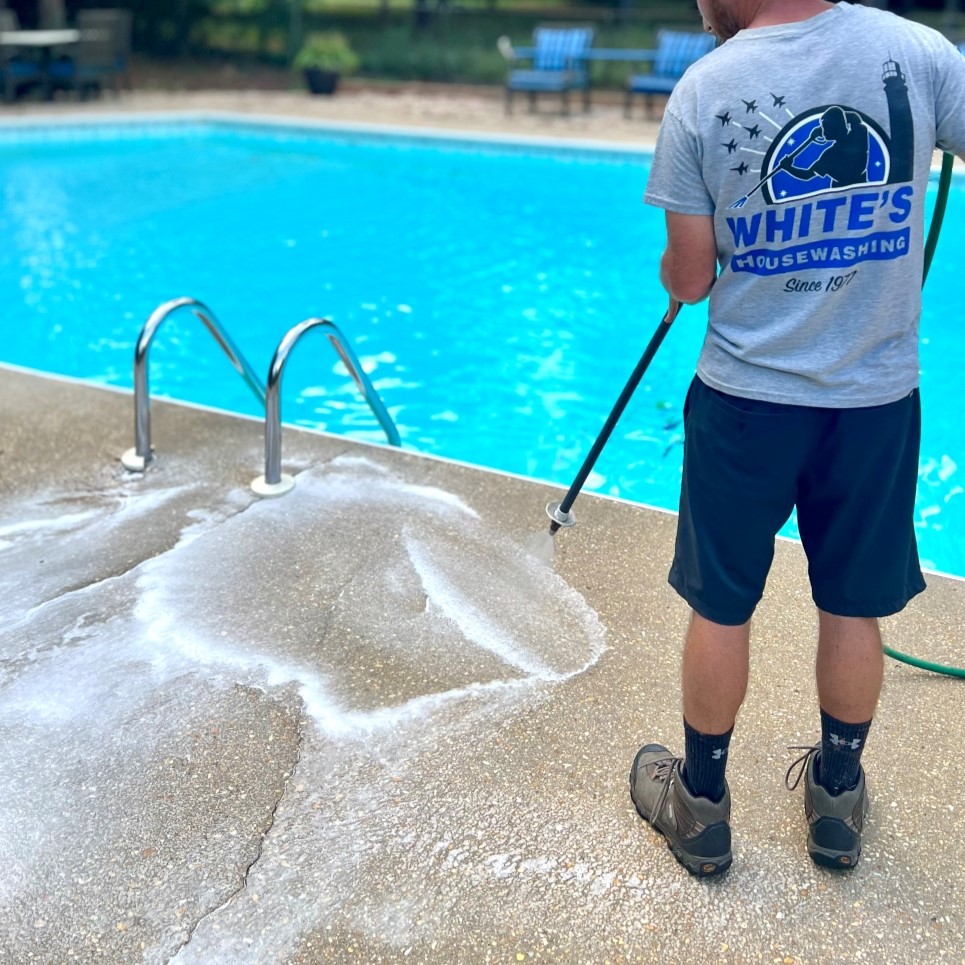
[669,376,926,625]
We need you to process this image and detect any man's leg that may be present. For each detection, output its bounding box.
[816,611,883,723]
[814,610,882,792]
[781,611,882,868]
[629,610,745,876]
[679,611,749,801]
[683,610,750,733]
[799,392,922,799]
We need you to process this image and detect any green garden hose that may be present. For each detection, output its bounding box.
[882,151,965,677]
[922,151,954,281]
[882,645,965,677]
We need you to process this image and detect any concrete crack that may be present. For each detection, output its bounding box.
[165,713,308,963]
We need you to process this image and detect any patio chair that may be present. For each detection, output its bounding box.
[47,8,130,98]
[498,24,595,116]
[0,9,44,102]
[625,30,716,119]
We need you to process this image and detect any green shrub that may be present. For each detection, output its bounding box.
[293,31,361,73]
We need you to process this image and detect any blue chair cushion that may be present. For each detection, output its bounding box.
[5,58,42,79]
[627,74,678,95]
[47,58,76,81]
[508,68,588,92]
[652,30,716,79]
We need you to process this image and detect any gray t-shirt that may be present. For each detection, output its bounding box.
[644,3,965,406]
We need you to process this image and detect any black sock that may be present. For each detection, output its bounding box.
[681,718,732,802]
[818,708,871,795]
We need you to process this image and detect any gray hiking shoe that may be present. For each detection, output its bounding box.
[629,743,732,878]
[785,746,869,870]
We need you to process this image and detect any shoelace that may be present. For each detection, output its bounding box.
[649,754,685,820]
[784,744,820,791]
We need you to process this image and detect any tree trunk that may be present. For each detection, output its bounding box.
[288,0,304,66]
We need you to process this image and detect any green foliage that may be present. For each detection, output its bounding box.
[293,31,361,73]
[173,6,672,84]
[345,23,506,82]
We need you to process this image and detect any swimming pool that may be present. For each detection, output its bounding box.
[1,115,962,576]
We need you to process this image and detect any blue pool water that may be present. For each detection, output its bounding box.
[1,118,962,575]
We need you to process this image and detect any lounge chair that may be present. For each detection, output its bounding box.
[498,25,595,116]
[625,30,716,119]
[48,8,132,98]
[0,10,45,102]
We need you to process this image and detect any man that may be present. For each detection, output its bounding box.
[630,0,965,877]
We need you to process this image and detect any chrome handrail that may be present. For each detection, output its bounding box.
[121,297,266,471]
[251,317,401,497]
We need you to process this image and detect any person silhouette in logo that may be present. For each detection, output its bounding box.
[778,105,870,187]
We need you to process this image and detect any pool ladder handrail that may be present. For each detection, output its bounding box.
[121,297,266,471]
[251,316,402,498]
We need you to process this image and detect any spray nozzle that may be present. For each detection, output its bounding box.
[546,501,576,535]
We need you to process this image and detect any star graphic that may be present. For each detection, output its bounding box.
[770,93,786,108]
[745,124,762,139]
[732,162,750,176]
[780,190,788,197]
[722,138,738,154]
[715,111,732,127]
[742,98,758,113]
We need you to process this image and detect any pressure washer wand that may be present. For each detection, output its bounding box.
[547,301,681,535]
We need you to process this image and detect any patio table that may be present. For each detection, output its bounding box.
[0,28,80,100]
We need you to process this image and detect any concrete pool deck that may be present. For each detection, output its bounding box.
[1,92,964,963]
[0,83,664,147]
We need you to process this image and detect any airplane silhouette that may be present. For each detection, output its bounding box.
[722,138,738,153]
[744,124,762,139]
[716,111,732,127]
[742,99,758,113]
[771,93,786,108]
[732,161,750,176]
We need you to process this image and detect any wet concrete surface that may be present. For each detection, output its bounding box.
[1,366,964,965]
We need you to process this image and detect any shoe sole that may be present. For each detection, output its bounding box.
[628,751,732,879]
[805,784,870,871]
[807,838,861,869]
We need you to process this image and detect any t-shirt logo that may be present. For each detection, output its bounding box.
[721,58,917,276]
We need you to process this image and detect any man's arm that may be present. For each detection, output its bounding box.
[659,211,718,305]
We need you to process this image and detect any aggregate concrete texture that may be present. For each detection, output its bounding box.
[1,366,963,965]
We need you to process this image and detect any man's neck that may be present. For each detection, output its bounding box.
[746,0,835,30]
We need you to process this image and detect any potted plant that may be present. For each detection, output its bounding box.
[293,32,360,96]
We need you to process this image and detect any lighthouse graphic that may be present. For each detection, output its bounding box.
[729,58,916,207]
[882,57,914,183]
